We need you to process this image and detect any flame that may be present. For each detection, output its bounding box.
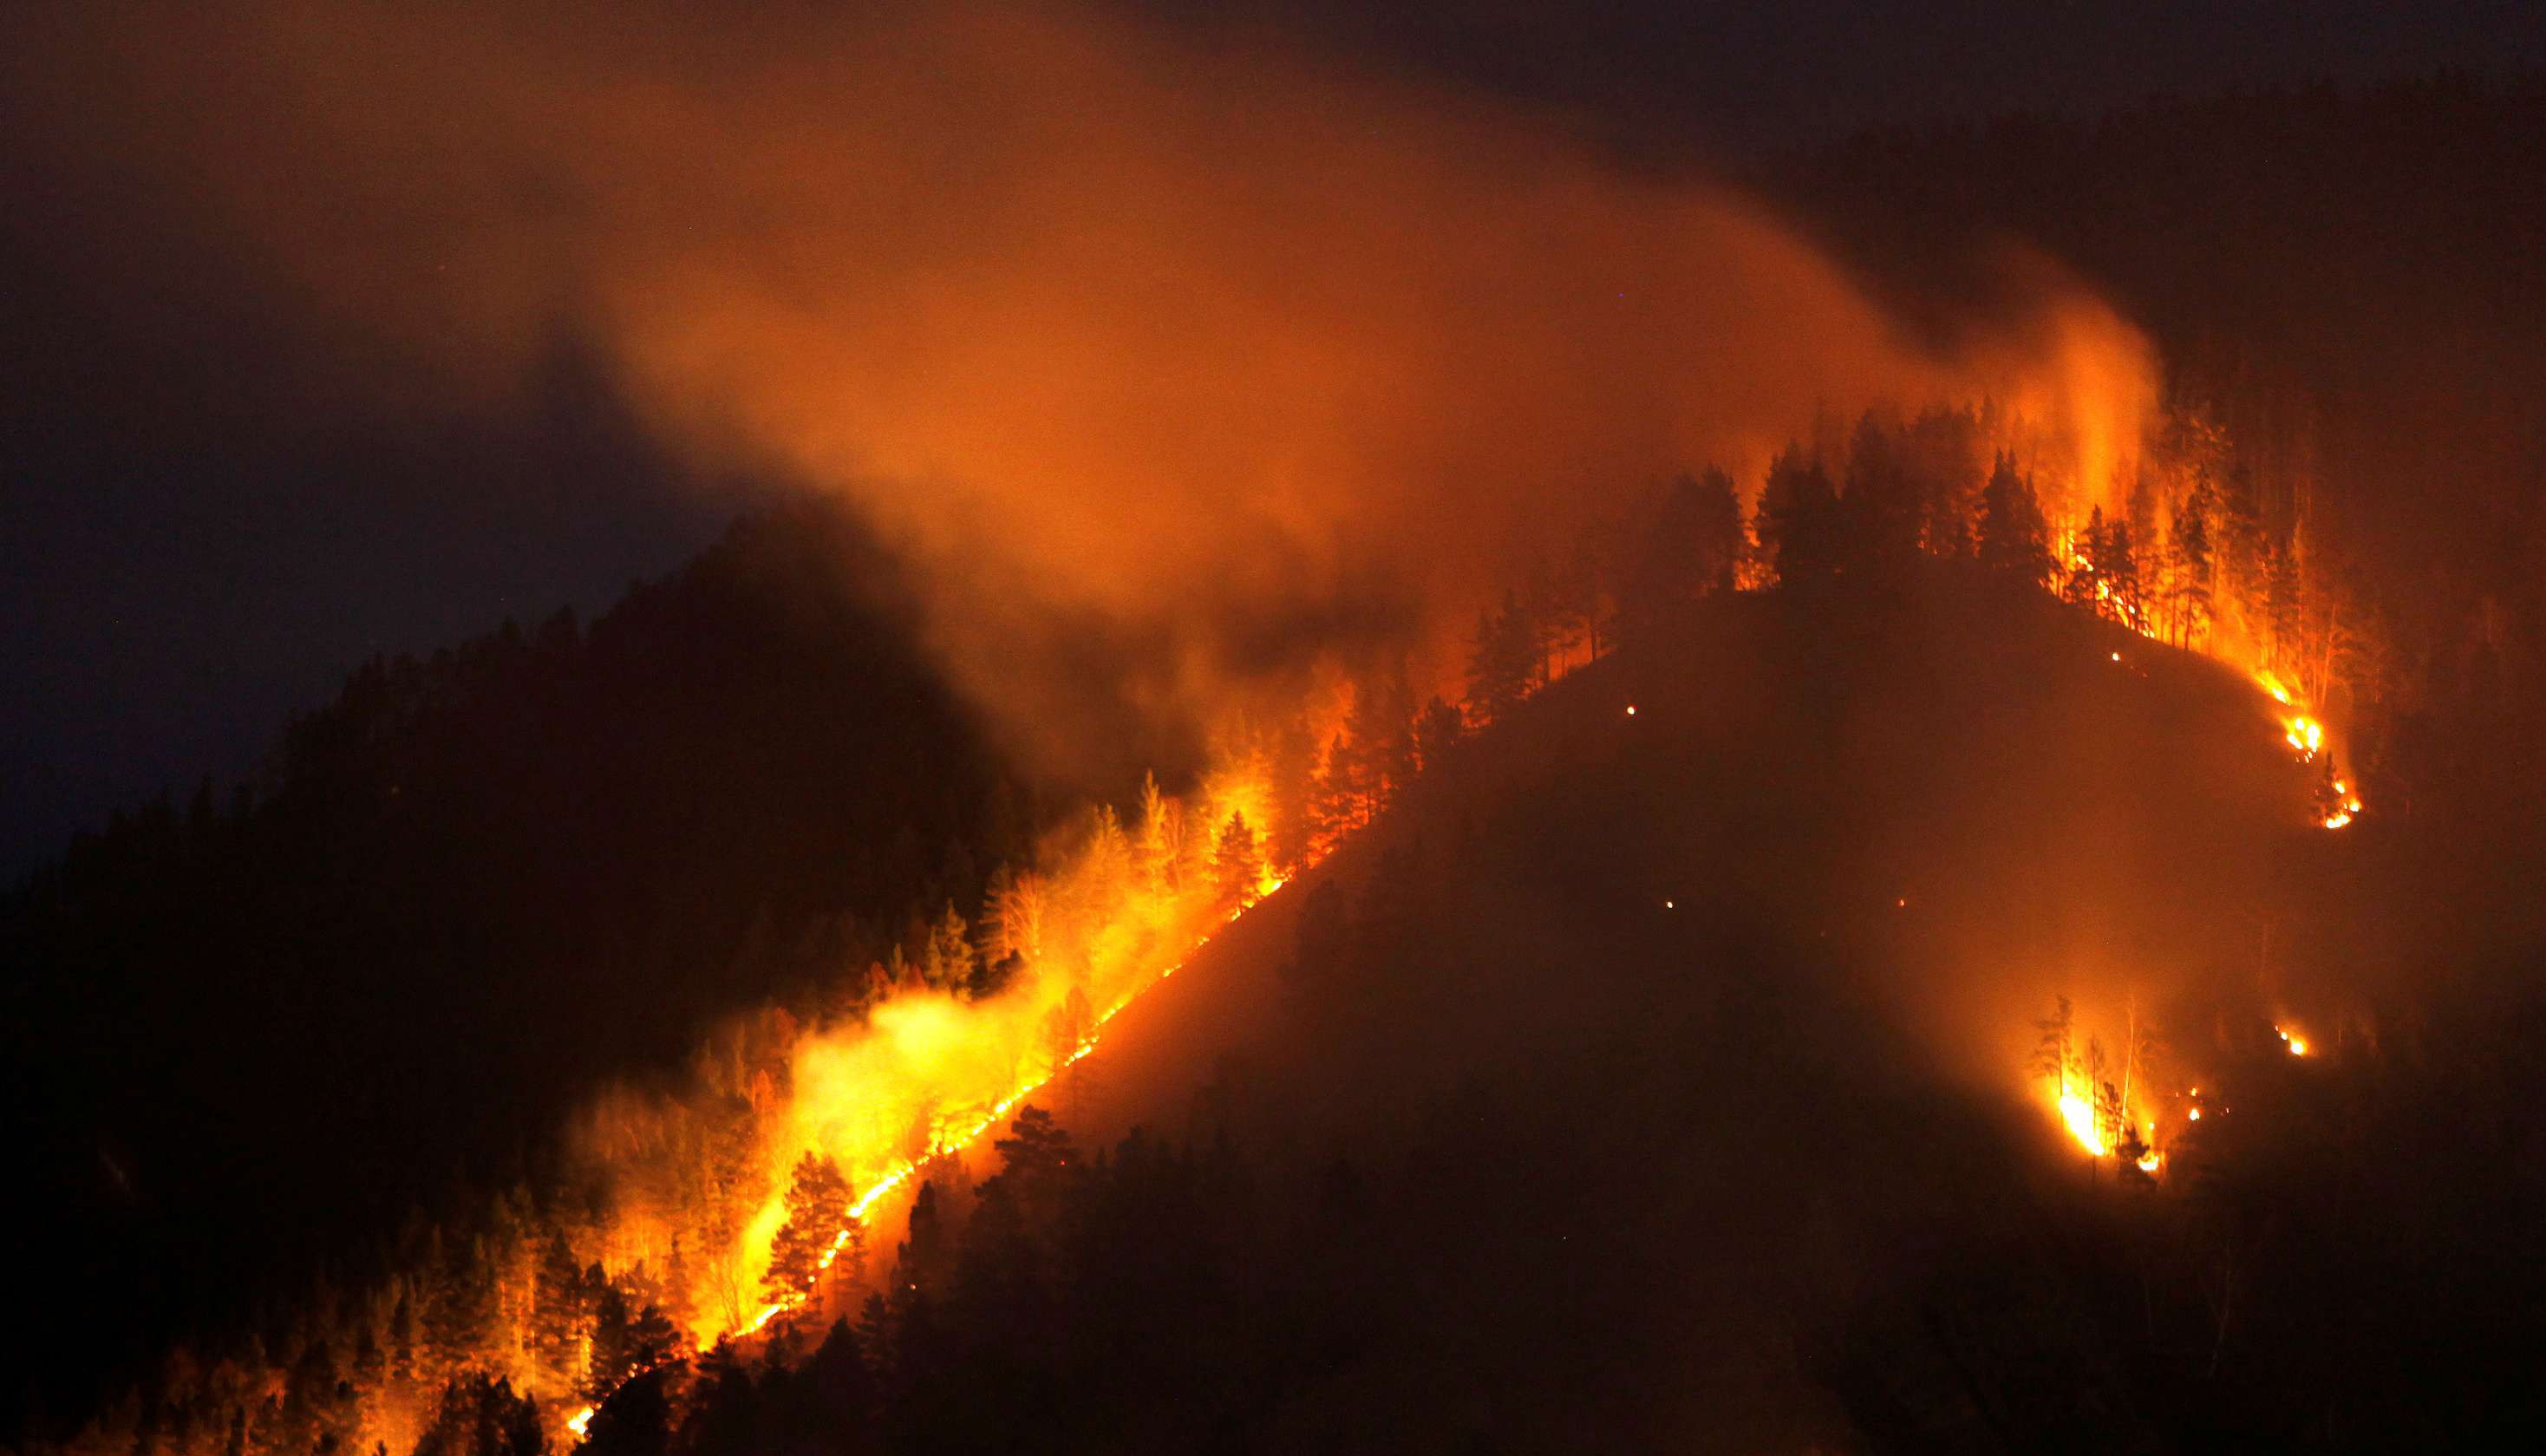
[729,881,1285,1341]
[566,1408,594,1440]
[2057,1091,2108,1158]
[2284,714,2326,760]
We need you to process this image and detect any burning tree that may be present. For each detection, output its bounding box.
[762,1152,856,1320]
[1212,812,1265,913]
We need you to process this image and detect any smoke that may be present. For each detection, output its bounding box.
[8,0,2155,787]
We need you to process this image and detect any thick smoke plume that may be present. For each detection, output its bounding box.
[11,0,2153,784]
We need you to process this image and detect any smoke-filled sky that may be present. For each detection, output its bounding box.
[3,0,2539,869]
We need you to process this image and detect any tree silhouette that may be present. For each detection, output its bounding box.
[1211,813,1265,913]
[1757,446,1843,583]
[762,1153,856,1318]
[1465,590,1539,723]
[1975,454,2055,589]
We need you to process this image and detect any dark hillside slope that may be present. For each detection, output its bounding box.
[762,572,2393,1452]
[2,499,1033,1427]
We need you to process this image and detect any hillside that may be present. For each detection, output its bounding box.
[1,499,1037,1428]
[568,572,2466,1452]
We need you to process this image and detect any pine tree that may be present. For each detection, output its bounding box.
[421,1232,495,1396]
[922,904,973,993]
[2105,519,2145,627]
[413,1374,543,1456]
[1211,812,1264,913]
[1464,590,1537,724]
[2030,996,2076,1097]
[987,1106,1076,1224]
[1840,409,1922,565]
[1351,663,1417,807]
[584,1287,682,1403]
[2066,506,2110,608]
[529,1229,591,1398]
[1757,446,1842,583]
[1617,467,1746,643]
[1976,454,2056,587]
[1411,696,1465,775]
[1308,731,1363,849]
[2171,479,2216,645]
[1040,984,1093,1074]
[762,1152,856,1320]
[983,867,1046,967]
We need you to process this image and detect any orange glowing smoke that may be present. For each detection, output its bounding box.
[4,0,2170,794]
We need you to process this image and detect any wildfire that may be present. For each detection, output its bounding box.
[2034,995,2168,1177]
[2057,1091,2107,1157]
[2285,714,2326,761]
[730,878,1288,1342]
[2275,1024,2309,1056]
[2249,671,2360,829]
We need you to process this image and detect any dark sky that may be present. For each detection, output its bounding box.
[3,0,2541,876]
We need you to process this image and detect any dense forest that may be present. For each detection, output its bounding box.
[1766,73,2546,821]
[1,504,1035,1430]
[13,75,2546,1453]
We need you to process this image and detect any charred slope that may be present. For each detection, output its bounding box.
[1,499,1031,1433]
[599,571,2495,1453]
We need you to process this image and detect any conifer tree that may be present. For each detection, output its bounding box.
[1977,454,2056,588]
[1211,812,1264,912]
[2171,479,2216,644]
[1465,590,1537,724]
[1757,446,1843,582]
[762,1153,856,1319]
[1411,696,1465,775]
[529,1230,591,1397]
[922,904,973,993]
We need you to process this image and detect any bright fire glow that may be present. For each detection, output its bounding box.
[2057,1091,2108,1157]
[729,875,1290,1342]
[2285,714,2326,760]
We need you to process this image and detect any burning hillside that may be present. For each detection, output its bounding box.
[24,6,2541,1454]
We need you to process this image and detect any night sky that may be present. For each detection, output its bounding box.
[4,0,2540,874]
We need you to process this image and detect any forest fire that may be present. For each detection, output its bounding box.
[2058,1090,2109,1157]
[19,0,2546,1446]
[729,876,1284,1344]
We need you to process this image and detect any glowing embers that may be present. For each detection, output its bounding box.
[566,1408,595,1440]
[2257,670,2325,760]
[2285,714,2327,761]
[2275,1024,2310,1057]
[2255,670,2363,829]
